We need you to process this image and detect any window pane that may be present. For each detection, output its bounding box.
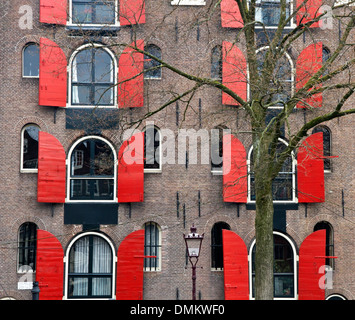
[71,139,114,176]
[94,86,114,105]
[73,49,93,84]
[211,46,222,80]
[94,50,113,83]
[18,222,38,271]
[144,127,160,169]
[23,125,39,169]
[23,44,39,77]
[256,1,290,27]
[92,278,112,296]
[274,275,294,297]
[72,4,93,24]
[95,4,115,24]
[72,85,91,105]
[68,277,89,297]
[144,45,162,79]
[70,179,114,200]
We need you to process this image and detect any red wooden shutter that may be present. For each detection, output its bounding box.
[118,40,144,108]
[116,230,145,300]
[296,0,322,28]
[296,42,323,109]
[36,229,64,300]
[119,0,146,26]
[39,0,67,25]
[39,38,67,107]
[298,132,325,203]
[37,131,66,203]
[222,41,247,106]
[117,132,144,202]
[223,230,249,300]
[223,134,247,203]
[299,230,326,300]
[221,0,244,28]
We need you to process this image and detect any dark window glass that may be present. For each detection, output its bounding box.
[72,0,115,25]
[72,47,114,106]
[211,127,224,171]
[144,126,161,170]
[250,141,294,201]
[68,235,113,298]
[22,125,39,170]
[18,222,38,271]
[211,45,222,80]
[312,126,331,171]
[255,1,291,27]
[70,138,115,200]
[144,222,161,271]
[144,45,162,79]
[23,44,39,77]
[252,234,294,298]
[314,221,334,268]
[211,222,230,269]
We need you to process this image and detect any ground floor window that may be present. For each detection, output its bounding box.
[67,233,114,299]
[144,222,161,271]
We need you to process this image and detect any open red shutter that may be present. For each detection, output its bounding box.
[117,132,144,202]
[118,40,144,108]
[37,131,66,203]
[299,230,326,300]
[39,38,67,107]
[36,230,64,300]
[222,41,247,106]
[119,0,146,26]
[298,132,324,203]
[40,0,67,25]
[221,0,244,28]
[296,0,322,28]
[296,42,322,109]
[223,134,247,203]
[223,230,249,300]
[116,230,145,300]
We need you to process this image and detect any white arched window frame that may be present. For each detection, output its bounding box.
[247,138,297,203]
[143,125,162,173]
[20,124,40,173]
[63,232,117,300]
[67,135,117,202]
[248,231,298,300]
[67,0,120,27]
[22,43,40,78]
[252,0,295,29]
[248,47,294,109]
[67,43,117,108]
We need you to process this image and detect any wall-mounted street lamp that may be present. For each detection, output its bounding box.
[184,224,204,300]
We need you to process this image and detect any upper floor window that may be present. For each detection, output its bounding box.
[23,43,39,78]
[70,44,116,107]
[66,232,115,299]
[211,222,230,270]
[70,0,117,26]
[18,222,38,272]
[248,139,296,202]
[255,47,294,108]
[255,0,293,27]
[211,45,222,80]
[21,124,39,172]
[68,136,116,201]
[144,125,162,172]
[312,126,331,172]
[144,222,162,271]
[144,44,162,79]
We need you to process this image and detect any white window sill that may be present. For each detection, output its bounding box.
[20,169,38,173]
[144,168,162,173]
[171,0,206,5]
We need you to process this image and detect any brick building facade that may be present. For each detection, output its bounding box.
[0,0,353,300]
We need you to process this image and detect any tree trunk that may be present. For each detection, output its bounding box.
[253,147,275,300]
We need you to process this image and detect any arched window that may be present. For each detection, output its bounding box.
[211,45,222,80]
[21,124,39,172]
[144,125,161,172]
[250,232,297,299]
[144,222,162,271]
[70,0,117,26]
[23,43,39,78]
[248,139,296,202]
[314,221,334,268]
[211,222,230,270]
[211,126,225,173]
[255,0,293,27]
[66,233,115,299]
[312,126,331,172]
[255,47,293,108]
[68,136,116,201]
[18,222,38,272]
[144,44,162,79]
[70,45,115,107]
